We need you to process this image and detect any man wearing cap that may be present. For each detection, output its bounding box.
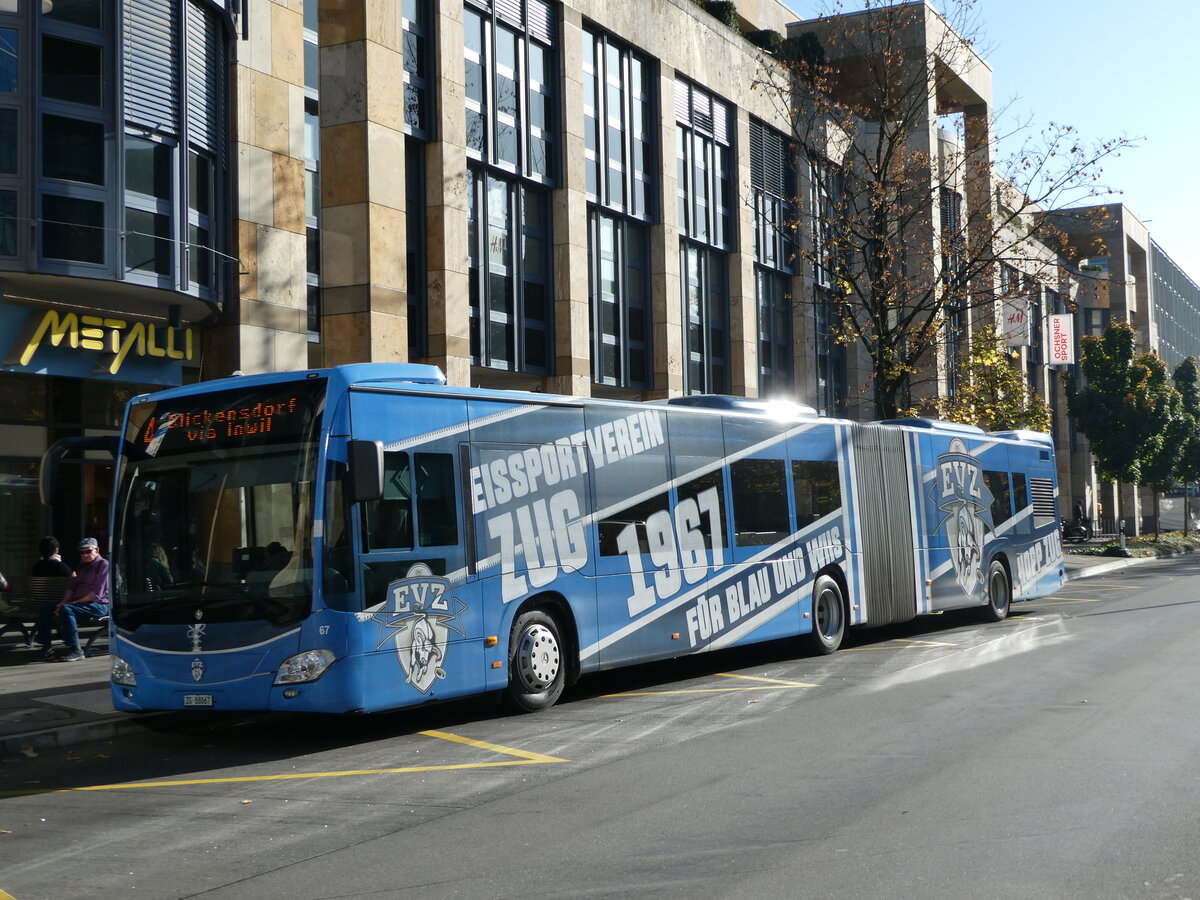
[35,537,110,662]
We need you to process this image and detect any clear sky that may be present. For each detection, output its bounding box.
[783,0,1200,284]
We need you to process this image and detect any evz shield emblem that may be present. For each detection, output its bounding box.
[933,438,992,598]
[356,563,466,694]
[191,658,205,682]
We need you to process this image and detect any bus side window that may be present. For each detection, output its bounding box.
[415,453,459,547]
[792,460,840,529]
[1010,472,1030,534]
[983,470,1012,530]
[364,452,413,550]
[598,493,670,556]
[730,458,788,546]
[677,470,726,549]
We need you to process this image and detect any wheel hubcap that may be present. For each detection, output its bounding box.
[517,623,560,691]
[991,570,1008,610]
[817,588,841,638]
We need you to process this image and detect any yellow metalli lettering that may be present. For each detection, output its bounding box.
[19,310,78,364]
[14,308,195,375]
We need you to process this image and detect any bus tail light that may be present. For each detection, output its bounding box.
[275,649,336,685]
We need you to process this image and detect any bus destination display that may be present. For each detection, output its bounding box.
[131,381,325,457]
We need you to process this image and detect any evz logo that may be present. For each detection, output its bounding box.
[933,438,991,598]
[356,563,466,694]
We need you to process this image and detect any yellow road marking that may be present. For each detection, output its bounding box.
[0,731,566,798]
[1,890,16,899]
[714,672,815,686]
[1036,597,1101,605]
[889,638,957,647]
[419,729,565,763]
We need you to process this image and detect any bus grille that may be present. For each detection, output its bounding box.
[1030,477,1057,528]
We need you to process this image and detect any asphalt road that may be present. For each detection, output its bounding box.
[2,556,1199,900]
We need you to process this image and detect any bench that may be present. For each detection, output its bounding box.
[0,575,110,656]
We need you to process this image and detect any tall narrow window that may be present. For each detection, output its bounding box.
[464,0,557,376]
[811,156,847,415]
[676,79,732,395]
[585,28,654,390]
[751,119,795,397]
[941,187,965,396]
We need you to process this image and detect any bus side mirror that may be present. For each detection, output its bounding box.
[346,440,384,503]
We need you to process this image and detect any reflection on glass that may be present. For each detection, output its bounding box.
[0,29,17,93]
[113,381,327,627]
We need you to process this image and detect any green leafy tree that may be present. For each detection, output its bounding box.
[1064,320,1180,485]
[1172,358,1200,483]
[937,325,1050,432]
[1170,357,1200,533]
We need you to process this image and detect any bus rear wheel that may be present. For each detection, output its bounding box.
[806,574,846,655]
[981,559,1011,622]
[503,609,566,713]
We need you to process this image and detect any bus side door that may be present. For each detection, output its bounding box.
[347,390,482,709]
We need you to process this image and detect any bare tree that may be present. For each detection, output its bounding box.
[754,0,1136,418]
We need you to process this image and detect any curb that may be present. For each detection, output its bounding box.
[1,712,171,759]
[1066,545,1199,581]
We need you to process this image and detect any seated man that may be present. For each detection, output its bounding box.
[36,537,109,662]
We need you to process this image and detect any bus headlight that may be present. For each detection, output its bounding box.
[111,655,137,686]
[274,649,336,685]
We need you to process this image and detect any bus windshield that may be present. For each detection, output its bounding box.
[112,379,327,628]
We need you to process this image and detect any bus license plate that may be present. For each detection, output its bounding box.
[183,694,213,707]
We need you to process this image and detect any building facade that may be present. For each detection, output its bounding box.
[2,0,1198,574]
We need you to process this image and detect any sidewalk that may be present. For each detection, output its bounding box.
[0,552,1152,757]
[0,637,169,758]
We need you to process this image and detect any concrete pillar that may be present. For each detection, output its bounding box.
[543,7,590,398]
[318,1,410,367]
[423,2,471,386]
[212,0,309,375]
[645,66,683,400]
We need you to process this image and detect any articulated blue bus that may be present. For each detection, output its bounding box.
[106,364,1066,714]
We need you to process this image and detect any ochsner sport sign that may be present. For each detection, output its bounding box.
[1047,314,1074,365]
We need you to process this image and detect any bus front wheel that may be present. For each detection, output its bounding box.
[982,559,1011,622]
[503,609,566,712]
[807,574,846,655]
